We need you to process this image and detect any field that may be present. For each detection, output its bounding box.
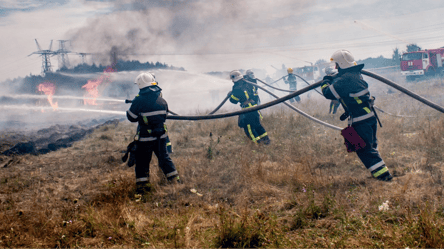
[1,76,444,248]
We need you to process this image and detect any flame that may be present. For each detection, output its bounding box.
[82,66,116,105]
[38,82,58,110]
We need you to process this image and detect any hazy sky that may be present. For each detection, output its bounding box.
[1,0,444,82]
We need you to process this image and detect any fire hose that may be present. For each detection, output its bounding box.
[164,70,444,123]
[361,70,444,114]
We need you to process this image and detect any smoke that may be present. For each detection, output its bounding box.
[67,0,316,68]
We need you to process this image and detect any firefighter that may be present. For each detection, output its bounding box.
[229,70,271,145]
[284,68,301,103]
[126,72,181,194]
[244,69,261,105]
[321,50,393,182]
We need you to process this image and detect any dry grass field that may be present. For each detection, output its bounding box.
[0,76,444,248]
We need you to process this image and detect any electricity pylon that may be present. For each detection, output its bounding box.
[28,39,56,75]
[55,40,71,69]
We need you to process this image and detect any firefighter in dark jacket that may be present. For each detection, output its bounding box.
[229,70,270,145]
[321,50,393,181]
[244,69,261,105]
[284,68,301,103]
[126,72,181,194]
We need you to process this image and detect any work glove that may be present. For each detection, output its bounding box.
[322,75,334,84]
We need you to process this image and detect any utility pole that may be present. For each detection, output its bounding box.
[28,39,56,75]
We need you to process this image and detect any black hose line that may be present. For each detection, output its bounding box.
[256,75,323,95]
[256,78,294,93]
[244,80,342,130]
[361,70,444,114]
[208,92,231,115]
[167,79,325,121]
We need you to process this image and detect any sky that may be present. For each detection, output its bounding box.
[1,0,444,82]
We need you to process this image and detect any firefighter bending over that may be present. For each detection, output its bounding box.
[229,70,271,145]
[126,72,181,194]
[321,50,393,181]
[284,68,301,103]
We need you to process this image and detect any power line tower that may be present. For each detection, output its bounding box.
[76,52,93,64]
[28,39,56,75]
[55,40,71,69]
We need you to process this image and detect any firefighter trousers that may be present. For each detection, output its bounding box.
[289,85,301,103]
[134,138,178,182]
[238,111,268,143]
[352,117,390,178]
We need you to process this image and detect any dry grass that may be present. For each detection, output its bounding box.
[1,77,444,248]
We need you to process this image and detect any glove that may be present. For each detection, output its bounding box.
[323,75,334,84]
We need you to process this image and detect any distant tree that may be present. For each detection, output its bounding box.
[392,47,400,62]
[406,43,421,52]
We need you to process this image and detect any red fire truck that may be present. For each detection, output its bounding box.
[400,48,444,80]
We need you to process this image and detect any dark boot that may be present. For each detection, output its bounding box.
[167,175,182,184]
[136,181,152,194]
[257,135,271,145]
[376,172,393,182]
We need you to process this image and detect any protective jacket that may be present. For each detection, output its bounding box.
[126,85,168,141]
[243,75,260,104]
[321,64,374,125]
[230,79,269,144]
[284,73,300,103]
[321,64,392,181]
[284,73,298,89]
[126,85,179,187]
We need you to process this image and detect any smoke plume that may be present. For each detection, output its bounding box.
[67,0,316,67]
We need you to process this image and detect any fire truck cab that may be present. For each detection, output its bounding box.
[400,48,444,80]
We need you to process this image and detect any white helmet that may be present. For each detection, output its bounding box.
[230,70,243,82]
[135,72,156,89]
[330,49,357,69]
[245,69,254,78]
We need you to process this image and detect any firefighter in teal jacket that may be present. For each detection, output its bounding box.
[229,70,270,145]
[321,50,393,181]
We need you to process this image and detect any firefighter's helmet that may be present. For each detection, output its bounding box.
[245,69,254,78]
[135,72,157,89]
[330,49,357,69]
[230,70,243,82]
[287,68,293,74]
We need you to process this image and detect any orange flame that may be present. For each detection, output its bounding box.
[82,66,116,105]
[38,82,58,110]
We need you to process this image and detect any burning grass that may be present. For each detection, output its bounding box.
[1,78,444,248]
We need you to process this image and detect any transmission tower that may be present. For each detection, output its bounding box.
[55,40,71,69]
[76,52,93,64]
[28,39,56,75]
